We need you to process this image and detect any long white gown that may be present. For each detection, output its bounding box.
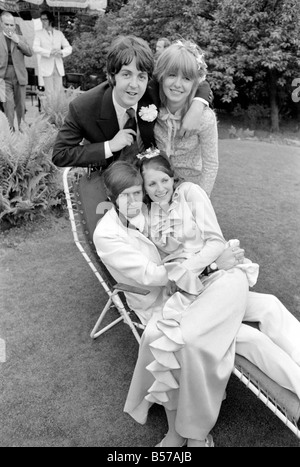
[124,182,252,440]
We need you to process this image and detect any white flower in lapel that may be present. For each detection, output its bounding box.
[139,104,158,122]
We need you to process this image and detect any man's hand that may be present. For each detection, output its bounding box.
[51,48,63,56]
[8,31,19,44]
[215,241,245,271]
[179,100,205,138]
[109,129,137,153]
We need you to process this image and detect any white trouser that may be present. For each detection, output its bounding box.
[236,292,300,398]
[43,63,63,100]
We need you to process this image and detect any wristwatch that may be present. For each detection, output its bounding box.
[202,262,219,276]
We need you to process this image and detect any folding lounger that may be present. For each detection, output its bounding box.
[63,166,300,442]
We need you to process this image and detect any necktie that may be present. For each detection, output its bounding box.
[124,107,137,139]
[119,108,138,162]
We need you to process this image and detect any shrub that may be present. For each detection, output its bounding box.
[40,87,83,129]
[0,113,61,227]
[0,87,83,228]
[232,103,271,129]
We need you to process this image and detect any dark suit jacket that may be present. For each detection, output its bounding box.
[0,32,32,85]
[52,79,212,168]
[52,81,160,168]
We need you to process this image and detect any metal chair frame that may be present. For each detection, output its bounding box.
[63,166,300,442]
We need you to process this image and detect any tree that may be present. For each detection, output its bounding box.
[64,13,115,86]
[207,0,300,131]
[105,0,216,50]
[66,0,300,130]
[106,0,128,12]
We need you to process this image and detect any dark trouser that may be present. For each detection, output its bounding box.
[3,65,26,129]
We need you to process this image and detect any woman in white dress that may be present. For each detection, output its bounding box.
[94,160,251,448]
[153,39,218,196]
[137,151,300,435]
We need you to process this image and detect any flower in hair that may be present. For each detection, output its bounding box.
[136,147,160,160]
[174,39,207,78]
[139,104,158,122]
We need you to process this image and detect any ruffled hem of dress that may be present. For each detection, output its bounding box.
[144,292,189,405]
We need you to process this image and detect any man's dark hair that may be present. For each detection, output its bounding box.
[106,35,154,86]
[40,10,55,27]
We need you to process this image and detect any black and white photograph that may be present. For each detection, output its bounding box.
[1,0,300,451]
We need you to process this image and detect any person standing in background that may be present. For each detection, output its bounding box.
[0,11,33,130]
[33,10,72,100]
[154,37,171,61]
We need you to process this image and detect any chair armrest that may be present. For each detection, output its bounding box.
[113,283,150,296]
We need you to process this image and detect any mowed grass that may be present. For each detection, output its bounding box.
[0,139,299,447]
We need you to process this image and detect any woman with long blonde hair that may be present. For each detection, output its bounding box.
[154,39,218,196]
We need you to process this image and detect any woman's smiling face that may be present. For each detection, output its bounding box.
[143,168,174,205]
[162,71,194,110]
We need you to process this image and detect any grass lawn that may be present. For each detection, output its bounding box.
[0,138,300,448]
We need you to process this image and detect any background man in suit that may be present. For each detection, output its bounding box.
[33,10,72,100]
[0,11,33,130]
[52,35,212,170]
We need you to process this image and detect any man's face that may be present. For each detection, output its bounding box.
[40,15,51,31]
[116,185,144,219]
[156,41,165,56]
[113,57,148,109]
[1,15,15,37]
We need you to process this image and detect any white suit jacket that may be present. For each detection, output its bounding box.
[33,28,72,77]
[93,207,169,325]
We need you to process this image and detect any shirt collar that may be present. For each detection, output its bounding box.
[112,90,137,122]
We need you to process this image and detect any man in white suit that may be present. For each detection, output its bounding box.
[33,10,72,99]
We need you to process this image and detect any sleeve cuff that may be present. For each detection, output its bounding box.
[104,141,113,159]
[235,260,260,287]
[164,262,204,295]
[192,97,209,106]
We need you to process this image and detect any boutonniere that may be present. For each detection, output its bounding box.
[138,104,158,122]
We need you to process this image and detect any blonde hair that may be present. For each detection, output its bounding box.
[154,39,207,116]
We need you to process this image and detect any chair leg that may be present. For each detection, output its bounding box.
[233,366,300,440]
[90,297,124,339]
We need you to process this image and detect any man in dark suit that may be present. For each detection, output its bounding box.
[0,11,33,129]
[52,35,212,170]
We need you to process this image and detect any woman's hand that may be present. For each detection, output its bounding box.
[179,100,205,138]
[215,242,245,271]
